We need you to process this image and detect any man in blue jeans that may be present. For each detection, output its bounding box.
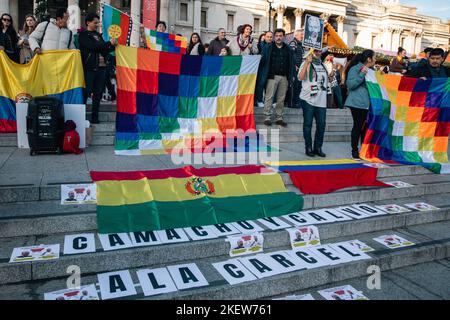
[297,49,329,157]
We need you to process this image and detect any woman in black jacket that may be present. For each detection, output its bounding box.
[0,13,20,63]
[187,33,205,56]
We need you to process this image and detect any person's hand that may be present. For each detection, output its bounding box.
[34,47,42,54]
[110,38,118,46]
[0,46,4,50]
[401,69,407,74]
[305,54,313,64]
[420,77,427,81]
[18,39,24,46]
[360,66,368,73]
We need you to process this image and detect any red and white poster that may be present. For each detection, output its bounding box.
[143,0,158,29]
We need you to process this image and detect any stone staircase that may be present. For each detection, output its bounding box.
[0,103,449,300]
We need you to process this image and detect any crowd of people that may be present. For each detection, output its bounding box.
[1,8,449,157]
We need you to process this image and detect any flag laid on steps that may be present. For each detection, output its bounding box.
[114,45,263,155]
[90,165,303,233]
[102,3,132,46]
[266,159,390,194]
[0,50,84,133]
[361,70,450,174]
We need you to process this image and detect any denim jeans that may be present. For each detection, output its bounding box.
[302,101,327,150]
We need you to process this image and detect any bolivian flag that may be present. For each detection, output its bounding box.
[0,50,84,132]
[91,165,303,233]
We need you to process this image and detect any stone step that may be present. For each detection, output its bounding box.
[0,219,448,298]
[0,164,438,204]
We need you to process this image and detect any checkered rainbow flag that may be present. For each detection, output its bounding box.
[360,70,450,173]
[115,45,263,155]
[145,29,187,54]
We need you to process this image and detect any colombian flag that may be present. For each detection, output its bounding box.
[266,159,389,194]
[90,165,303,233]
[0,50,84,132]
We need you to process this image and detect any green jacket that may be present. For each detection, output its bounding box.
[344,62,370,110]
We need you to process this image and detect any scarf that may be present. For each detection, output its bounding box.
[308,58,323,82]
[237,34,251,52]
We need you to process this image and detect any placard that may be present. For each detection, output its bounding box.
[97,270,137,300]
[346,239,375,252]
[227,233,264,257]
[301,210,335,224]
[303,14,325,50]
[136,267,178,296]
[98,233,133,251]
[373,234,415,249]
[211,259,258,285]
[61,184,96,205]
[329,242,372,262]
[257,216,292,230]
[210,223,241,237]
[232,221,264,233]
[307,245,346,265]
[385,181,414,188]
[317,208,353,222]
[238,254,286,279]
[167,263,209,290]
[63,233,96,255]
[157,228,190,244]
[266,250,306,273]
[318,285,369,300]
[282,212,314,226]
[286,248,331,269]
[351,204,387,216]
[375,204,411,214]
[183,225,219,241]
[287,226,321,250]
[10,244,60,263]
[404,202,439,211]
[44,284,99,300]
[129,231,161,247]
[336,206,370,220]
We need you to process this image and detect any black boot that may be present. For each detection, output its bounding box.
[352,149,360,159]
[314,148,326,157]
[305,148,315,157]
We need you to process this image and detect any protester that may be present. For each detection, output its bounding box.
[414,47,433,69]
[298,49,329,157]
[29,8,75,53]
[219,46,230,56]
[257,32,266,53]
[259,28,293,127]
[139,25,147,48]
[155,21,167,33]
[187,32,205,55]
[264,31,273,45]
[332,62,344,109]
[289,29,305,108]
[208,28,229,55]
[0,13,20,63]
[344,49,376,159]
[323,54,342,108]
[18,14,36,64]
[227,24,258,55]
[255,31,273,107]
[78,13,117,124]
[389,47,407,75]
[407,48,450,79]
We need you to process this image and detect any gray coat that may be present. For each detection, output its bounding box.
[29,19,75,52]
[344,62,370,110]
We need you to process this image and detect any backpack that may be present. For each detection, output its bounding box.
[40,21,73,49]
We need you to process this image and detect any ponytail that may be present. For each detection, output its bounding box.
[344,49,375,81]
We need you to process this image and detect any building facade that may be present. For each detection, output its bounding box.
[2,0,449,53]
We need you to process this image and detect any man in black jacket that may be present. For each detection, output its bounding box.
[407,48,450,79]
[289,29,305,108]
[79,13,116,123]
[208,28,229,56]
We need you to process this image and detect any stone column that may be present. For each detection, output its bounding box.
[159,0,170,24]
[9,0,18,31]
[319,13,331,23]
[67,0,81,32]
[392,26,402,51]
[193,0,202,34]
[130,0,141,47]
[0,1,10,16]
[293,8,303,30]
[336,15,345,38]
[415,31,423,53]
[276,5,285,29]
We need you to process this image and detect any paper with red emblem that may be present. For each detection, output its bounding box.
[61,184,97,205]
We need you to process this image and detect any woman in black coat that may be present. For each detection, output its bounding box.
[0,13,20,63]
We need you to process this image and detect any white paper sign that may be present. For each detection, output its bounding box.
[286,248,331,269]
[10,244,60,263]
[301,210,335,224]
[329,242,372,262]
[183,225,219,241]
[318,285,369,300]
[212,259,258,285]
[44,284,99,300]
[157,228,190,244]
[136,267,178,296]
[336,206,370,220]
[307,245,346,265]
[375,204,411,214]
[167,263,209,290]
[346,239,375,252]
[288,226,321,250]
[266,250,306,273]
[210,223,241,237]
[274,294,315,300]
[232,221,264,233]
[97,270,137,300]
[317,208,353,222]
[227,233,264,257]
[282,212,314,226]
[373,234,415,249]
[63,233,96,255]
[238,254,286,279]
[257,216,292,230]
[61,184,96,205]
[98,233,133,251]
[363,163,389,169]
[129,231,161,247]
[352,203,387,217]
[404,202,439,211]
[385,181,414,188]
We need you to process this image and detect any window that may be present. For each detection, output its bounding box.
[254,18,260,33]
[401,37,406,47]
[371,35,377,48]
[180,3,188,21]
[227,14,234,32]
[201,10,207,28]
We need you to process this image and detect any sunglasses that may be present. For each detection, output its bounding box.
[2,18,11,22]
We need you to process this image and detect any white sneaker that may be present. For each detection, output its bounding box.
[257,102,264,108]
[272,103,276,108]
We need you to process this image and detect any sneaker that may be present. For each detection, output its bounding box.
[275,119,287,127]
[257,102,264,108]
[264,120,272,126]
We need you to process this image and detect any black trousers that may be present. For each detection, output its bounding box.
[349,106,368,152]
[103,64,116,100]
[84,68,106,122]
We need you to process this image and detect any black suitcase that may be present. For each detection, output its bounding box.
[26,96,65,156]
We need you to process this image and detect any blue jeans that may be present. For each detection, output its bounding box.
[302,101,327,150]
